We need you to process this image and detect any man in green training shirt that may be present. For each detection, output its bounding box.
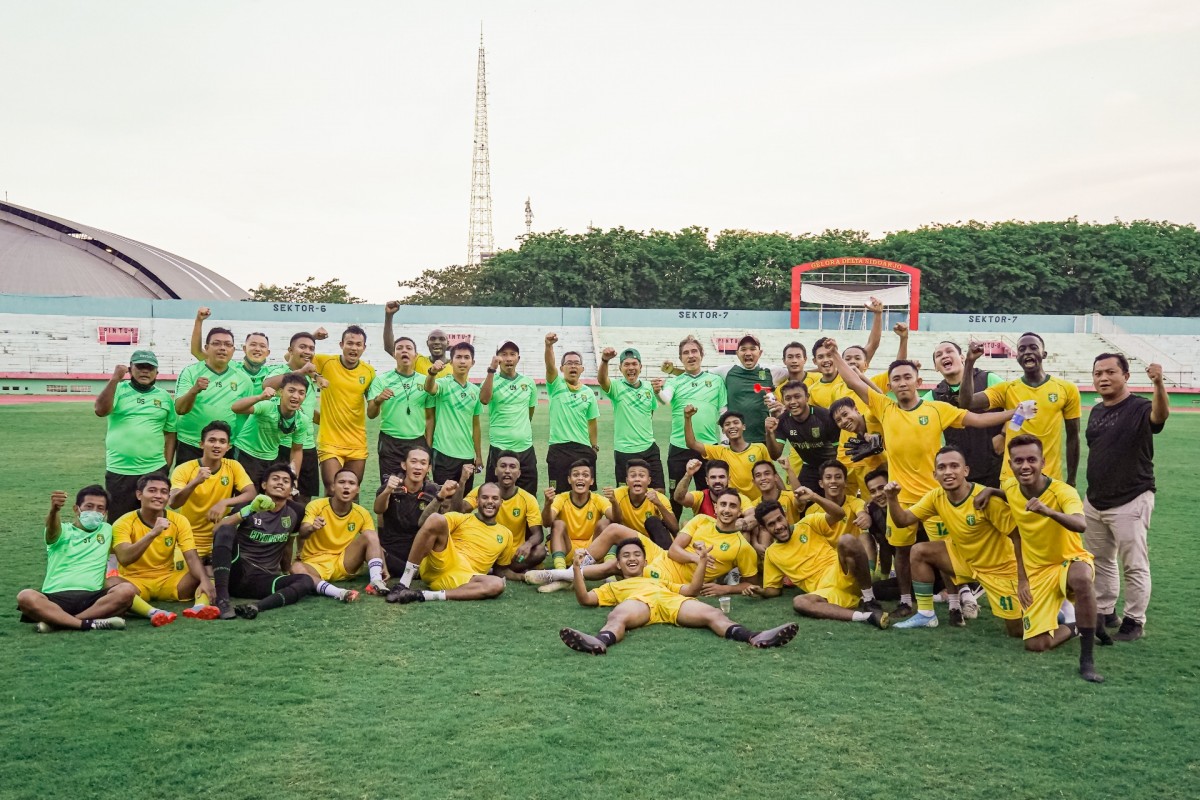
[174,325,252,465]
[189,307,277,395]
[425,341,484,492]
[655,335,727,517]
[598,346,664,490]
[479,340,538,495]
[94,350,178,521]
[369,335,432,482]
[544,332,600,492]
[17,487,136,632]
[231,373,312,484]
[262,331,327,504]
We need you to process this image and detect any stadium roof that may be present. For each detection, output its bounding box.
[0,201,247,300]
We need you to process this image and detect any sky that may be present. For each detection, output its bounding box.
[3,0,1199,303]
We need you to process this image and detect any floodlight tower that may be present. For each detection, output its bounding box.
[524,197,533,238]
[467,28,495,265]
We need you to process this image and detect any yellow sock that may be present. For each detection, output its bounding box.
[553,552,566,570]
[130,595,154,618]
[914,581,936,613]
[194,591,211,607]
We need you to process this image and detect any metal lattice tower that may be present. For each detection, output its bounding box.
[467,29,494,265]
[524,197,533,238]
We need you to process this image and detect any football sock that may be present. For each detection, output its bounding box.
[546,568,573,581]
[80,619,94,631]
[129,596,155,618]
[948,593,962,611]
[193,591,212,608]
[724,624,754,642]
[399,561,419,588]
[422,590,447,601]
[367,558,384,583]
[900,592,913,607]
[317,580,347,600]
[597,630,617,646]
[851,611,871,622]
[914,582,935,614]
[552,552,567,570]
[861,587,875,603]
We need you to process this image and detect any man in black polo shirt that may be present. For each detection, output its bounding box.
[1083,354,1168,642]
[766,380,841,494]
[372,445,460,580]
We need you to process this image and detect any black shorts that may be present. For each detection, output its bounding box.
[667,444,705,514]
[383,548,412,578]
[277,446,320,498]
[614,443,666,490]
[433,451,477,493]
[485,445,538,495]
[229,562,309,600]
[105,471,154,522]
[175,441,204,468]
[378,434,428,483]
[19,588,107,623]
[546,442,597,492]
[796,467,825,496]
[237,451,276,487]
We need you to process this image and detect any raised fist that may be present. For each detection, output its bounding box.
[1147,363,1163,384]
[764,415,778,433]
[650,377,665,392]
[193,377,210,392]
[866,297,884,314]
[314,327,328,340]
[113,364,129,380]
[683,404,697,418]
[966,341,985,363]
[489,355,500,371]
[386,475,402,491]
[439,480,460,500]
[196,466,213,482]
[196,307,212,320]
[310,515,327,531]
[685,458,702,475]
[893,322,908,338]
[601,347,616,362]
[430,359,445,374]
[545,332,559,346]
[262,386,277,399]
[602,486,615,501]
[377,388,395,402]
[661,360,675,374]
[385,300,401,314]
[544,487,557,502]
[50,491,67,511]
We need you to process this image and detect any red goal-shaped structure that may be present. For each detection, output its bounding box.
[790,258,921,331]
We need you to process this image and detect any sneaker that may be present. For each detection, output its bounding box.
[364,580,390,596]
[537,580,572,594]
[150,611,178,627]
[948,608,966,627]
[894,611,938,629]
[216,598,236,620]
[1114,618,1144,642]
[725,567,741,586]
[183,604,221,620]
[522,570,556,586]
[34,622,54,633]
[960,590,979,620]
[233,603,259,620]
[891,602,915,621]
[339,589,360,604]
[90,617,126,631]
[867,609,890,630]
[386,586,425,604]
[560,627,607,655]
[1103,612,1121,628]
[749,623,799,648]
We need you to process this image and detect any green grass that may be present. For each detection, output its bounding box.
[2,402,1199,799]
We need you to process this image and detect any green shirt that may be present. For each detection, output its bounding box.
[547,376,598,446]
[430,376,482,459]
[235,359,270,395]
[104,381,177,475]
[664,371,726,449]
[486,372,537,450]
[175,361,253,447]
[602,378,656,453]
[723,363,776,444]
[43,521,113,593]
[233,398,312,460]
[261,364,320,449]
[369,370,431,440]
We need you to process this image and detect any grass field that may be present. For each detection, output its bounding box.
[2,401,1199,800]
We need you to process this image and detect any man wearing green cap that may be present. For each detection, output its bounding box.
[598,346,665,490]
[94,351,178,520]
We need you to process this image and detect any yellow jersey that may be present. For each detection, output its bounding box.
[762,489,802,525]
[1001,477,1089,572]
[593,574,685,606]
[908,484,1016,575]
[803,494,866,546]
[702,442,772,501]
[611,487,668,537]
[648,515,758,584]
[313,353,376,454]
[763,516,839,591]
[465,486,542,562]
[414,354,454,380]
[300,498,375,559]
[444,511,514,571]
[113,509,195,577]
[169,458,253,554]
[551,492,612,541]
[984,376,1081,481]
[867,393,967,505]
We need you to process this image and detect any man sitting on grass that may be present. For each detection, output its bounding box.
[17,488,135,633]
[292,469,387,601]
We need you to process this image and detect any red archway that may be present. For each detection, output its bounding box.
[790,257,921,331]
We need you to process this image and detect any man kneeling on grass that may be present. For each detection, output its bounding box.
[559,539,798,654]
[17,487,135,632]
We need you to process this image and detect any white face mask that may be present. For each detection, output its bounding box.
[78,510,106,531]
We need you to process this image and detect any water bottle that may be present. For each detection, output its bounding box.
[1008,405,1025,432]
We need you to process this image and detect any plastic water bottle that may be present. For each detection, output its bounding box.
[1008,405,1026,432]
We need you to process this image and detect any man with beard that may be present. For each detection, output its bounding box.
[368,335,432,482]
[672,459,755,517]
[383,301,453,379]
[94,351,178,520]
[463,450,546,578]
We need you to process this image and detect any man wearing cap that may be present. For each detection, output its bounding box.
[94,351,178,520]
[382,301,453,379]
[480,340,539,494]
[598,346,665,490]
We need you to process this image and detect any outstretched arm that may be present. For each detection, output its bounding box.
[189,307,210,361]
[1148,363,1170,425]
[572,551,599,606]
[958,343,993,411]
[94,364,127,417]
[383,300,399,356]
[863,297,884,363]
[544,333,559,384]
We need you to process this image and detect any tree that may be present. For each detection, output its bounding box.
[397,263,486,306]
[245,276,366,304]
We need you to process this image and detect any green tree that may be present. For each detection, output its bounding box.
[245,276,366,304]
[397,263,486,306]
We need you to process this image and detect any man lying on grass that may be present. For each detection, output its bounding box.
[558,539,798,654]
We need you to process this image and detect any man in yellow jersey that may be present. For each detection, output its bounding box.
[293,469,386,600]
[959,334,1081,484]
[603,459,679,549]
[538,461,614,591]
[382,301,453,379]
[885,446,1022,634]
[169,421,257,563]
[462,450,545,578]
[559,539,798,654]
[748,498,888,628]
[313,325,376,491]
[672,458,755,517]
[739,460,801,554]
[830,340,1018,618]
[684,408,772,501]
[385,483,510,603]
[654,489,760,595]
[802,462,869,547]
[112,474,216,624]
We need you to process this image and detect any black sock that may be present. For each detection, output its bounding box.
[211,527,235,602]
[256,592,285,612]
[1095,614,1113,644]
[597,631,617,646]
[1079,626,1096,665]
[724,624,755,642]
[80,619,93,631]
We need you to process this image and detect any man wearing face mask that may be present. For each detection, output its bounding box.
[17,487,136,632]
[94,351,178,521]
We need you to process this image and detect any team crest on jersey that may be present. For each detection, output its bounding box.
[586,511,594,520]
[705,381,712,387]
[496,534,504,543]
[153,399,162,407]
[919,416,929,425]
[748,455,757,463]
[719,542,730,551]
[1023,616,1031,631]
[512,508,521,517]
[281,516,292,528]
[799,533,808,543]
[759,370,769,380]
[811,427,820,437]
[163,536,174,548]
[359,377,366,385]
[1049,392,1059,403]
[966,514,977,525]
[230,381,238,390]
[348,522,356,532]
[96,533,106,544]
[220,476,230,486]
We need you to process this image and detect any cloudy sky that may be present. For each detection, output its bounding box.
[3,0,1198,302]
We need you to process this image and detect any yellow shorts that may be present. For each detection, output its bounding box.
[1022,557,1093,639]
[887,504,918,547]
[300,550,359,582]
[627,591,687,625]
[568,537,593,557]
[189,533,214,560]
[809,561,861,610]
[970,569,1021,620]
[124,570,189,602]
[317,446,368,465]
[419,538,476,591]
[943,538,973,585]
